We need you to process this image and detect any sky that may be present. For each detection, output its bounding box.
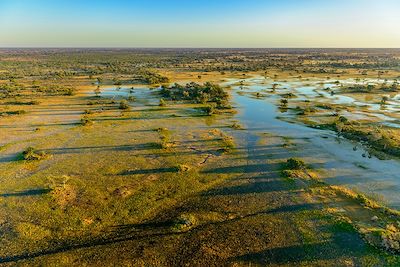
[0,0,399,48]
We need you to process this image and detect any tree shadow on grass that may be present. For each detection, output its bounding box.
[202,162,282,174]
[0,188,51,197]
[203,176,288,196]
[229,231,366,266]
[43,143,157,155]
[0,222,181,264]
[0,192,363,265]
[120,167,178,175]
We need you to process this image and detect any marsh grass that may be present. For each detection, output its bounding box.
[230,122,244,130]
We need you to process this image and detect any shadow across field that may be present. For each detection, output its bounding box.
[0,188,51,197]
[120,167,178,175]
[0,129,384,265]
[229,231,366,265]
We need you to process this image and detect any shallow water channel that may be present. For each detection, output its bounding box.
[229,77,400,209]
[97,81,400,209]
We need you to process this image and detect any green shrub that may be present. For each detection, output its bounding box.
[230,122,243,130]
[155,127,172,149]
[22,147,48,161]
[94,86,101,97]
[64,88,74,96]
[204,105,215,115]
[286,158,306,170]
[172,214,197,231]
[338,116,349,124]
[81,116,93,126]
[159,98,167,107]
[174,164,191,172]
[221,135,235,152]
[119,100,130,110]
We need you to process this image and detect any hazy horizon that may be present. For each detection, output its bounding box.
[1,0,400,48]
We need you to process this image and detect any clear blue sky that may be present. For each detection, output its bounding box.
[0,0,399,47]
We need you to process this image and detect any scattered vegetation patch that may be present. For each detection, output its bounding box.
[139,69,169,85]
[230,122,244,130]
[198,104,216,116]
[220,134,235,153]
[155,127,174,149]
[159,98,167,107]
[172,214,197,231]
[22,147,48,161]
[316,117,400,158]
[81,115,93,126]
[48,176,77,208]
[174,164,191,172]
[112,186,133,198]
[331,216,357,233]
[296,106,317,115]
[119,99,130,110]
[286,158,306,170]
[381,224,400,253]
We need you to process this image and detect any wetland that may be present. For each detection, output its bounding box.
[1,48,400,266]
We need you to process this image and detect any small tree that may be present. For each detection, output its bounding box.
[272,83,278,92]
[22,147,48,160]
[94,86,101,97]
[391,82,398,91]
[119,100,130,110]
[381,96,389,105]
[159,98,167,107]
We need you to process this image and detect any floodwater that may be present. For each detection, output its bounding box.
[96,85,160,106]
[228,77,400,209]
[94,80,400,208]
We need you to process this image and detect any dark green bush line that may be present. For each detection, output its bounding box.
[160,82,229,105]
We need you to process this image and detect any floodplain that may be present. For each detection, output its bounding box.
[1,48,400,266]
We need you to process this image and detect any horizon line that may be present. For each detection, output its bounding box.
[1,47,400,50]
